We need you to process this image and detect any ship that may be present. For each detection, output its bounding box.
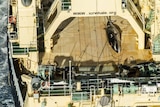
[7,0,160,107]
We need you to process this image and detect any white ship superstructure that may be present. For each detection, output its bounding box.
[7,0,160,107]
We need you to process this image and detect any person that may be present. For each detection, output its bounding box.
[122,0,127,9]
[118,85,122,95]
[45,69,49,81]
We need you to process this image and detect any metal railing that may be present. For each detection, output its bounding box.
[11,44,37,55]
[71,92,92,101]
[8,42,24,107]
[80,79,103,90]
[61,0,71,10]
[45,0,71,20]
[152,34,160,54]
[152,43,160,54]
[7,0,23,106]
[127,0,145,30]
[12,46,28,55]
[40,84,70,96]
[45,0,60,20]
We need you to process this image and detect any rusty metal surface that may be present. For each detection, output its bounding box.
[40,16,152,67]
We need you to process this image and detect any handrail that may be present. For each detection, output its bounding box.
[152,43,160,54]
[61,1,71,10]
[80,79,103,90]
[40,85,70,96]
[11,43,37,55]
[45,0,60,20]
[127,0,145,30]
[12,46,28,54]
[71,92,91,101]
[8,0,23,107]
[45,0,71,21]
[8,41,24,107]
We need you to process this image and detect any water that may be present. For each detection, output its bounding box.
[0,0,15,107]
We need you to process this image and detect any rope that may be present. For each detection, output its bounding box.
[93,17,99,65]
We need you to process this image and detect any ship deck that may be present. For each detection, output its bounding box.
[39,16,152,67]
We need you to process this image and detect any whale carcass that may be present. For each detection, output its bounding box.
[106,18,121,53]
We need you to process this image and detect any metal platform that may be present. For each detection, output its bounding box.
[39,16,152,66]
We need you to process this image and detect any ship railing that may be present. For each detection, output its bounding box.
[45,0,59,20]
[80,79,103,90]
[11,44,37,55]
[61,0,71,10]
[152,42,160,54]
[127,0,145,30]
[12,45,28,55]
[8,42,24,107]
[108,77,160,95]
[44,0,70,18]
[8,0,23,105]
[71,92,92,102]
[45,0,71,18]
[112,84,160,95]
[40,85,70,96]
